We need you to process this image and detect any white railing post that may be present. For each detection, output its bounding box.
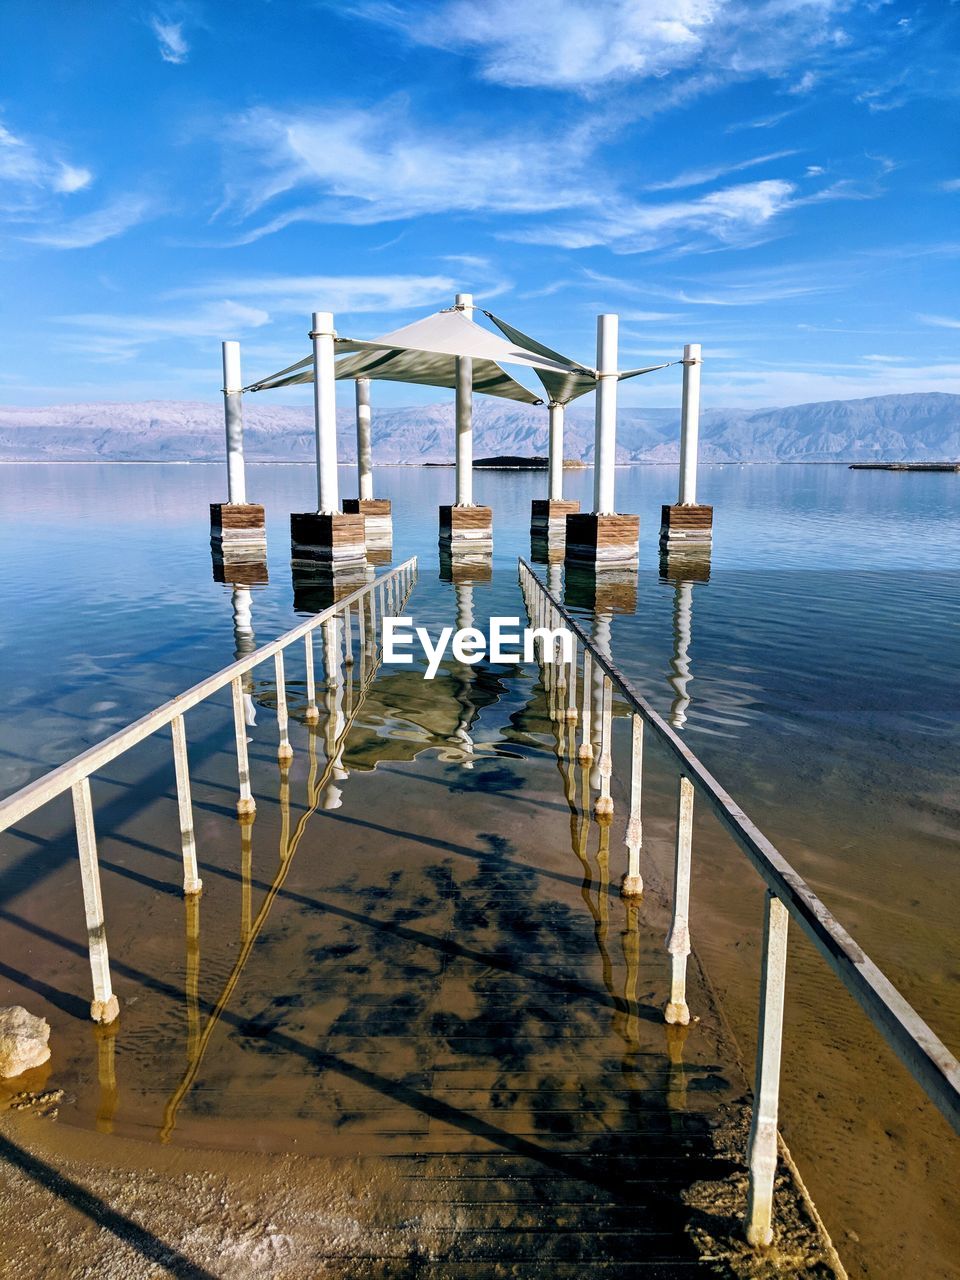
[274,651,293,763]
[665,775,694,1025]
[304,633,319,722]
[312,311,339,514]
[232,676,257,816]
[222,340,246,505]
[746,891,790,1247]
[595,674,614,820]
[622,713,644,897]
[171,714,202,895]
[579,649,594,762]
[71,778,120,1024]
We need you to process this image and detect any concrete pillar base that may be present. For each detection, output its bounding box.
[530,498,580,539]
[659,503,713,552]
[343,498,393,552]
[210,503,266,556]
[565,513,639,569]
[439,504,493,554]
[564,564,638,615]
[290,511,366,569]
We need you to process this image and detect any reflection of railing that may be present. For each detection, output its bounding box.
[0,557,417,1027]
[518,558,960,1249]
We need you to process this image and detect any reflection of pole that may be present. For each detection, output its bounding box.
[185,892,200,1060]
[240,811,253,942]
[94,1023,119,1134]
[452,581,476,766]
[232,585,257,726]
[669,580,693,729]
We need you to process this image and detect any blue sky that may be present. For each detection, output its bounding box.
[1,0,958,409]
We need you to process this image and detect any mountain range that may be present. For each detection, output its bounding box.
[0,393,957,464]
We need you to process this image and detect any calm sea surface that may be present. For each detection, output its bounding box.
[0,459,957,1276]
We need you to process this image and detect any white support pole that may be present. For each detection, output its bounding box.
[665,775,694,1025]
[678,343,702,506]
[455,293,474,507]
[746,892,790,1247]
[71,778,119,1024]
[548,402,564,502]
[232,676,256,816]
[274,651,293,763]
[312,311,339,514]
[355,377,373,502]
[593,314,619,515]
[222,340,247,505]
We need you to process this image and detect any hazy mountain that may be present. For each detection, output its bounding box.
[0,393,957,464]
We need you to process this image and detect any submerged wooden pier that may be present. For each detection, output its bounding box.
[0,556,957,1276]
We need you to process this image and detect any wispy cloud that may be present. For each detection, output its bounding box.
[350,0,852,98]
[24,195,153,249]
[0,119,93,213]
[645,150,799,192]
[169,272,463,315]
[150,16,189,64]
[510,178,799,254]
[916,313,960,331]
[219,103,598,237]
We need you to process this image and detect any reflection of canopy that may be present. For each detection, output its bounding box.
[245,304,676,405]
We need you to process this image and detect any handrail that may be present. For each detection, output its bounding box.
[519,557,959,1245]
[0,557,418,1027]
[0,559,416,834]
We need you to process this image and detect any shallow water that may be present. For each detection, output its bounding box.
[0,459,958,1277]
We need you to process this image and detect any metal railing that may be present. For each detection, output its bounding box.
[0,557,418,1027]
[518,557,960,1248]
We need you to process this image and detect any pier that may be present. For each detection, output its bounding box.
[1,546,957,1276]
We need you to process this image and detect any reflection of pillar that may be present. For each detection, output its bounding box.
[669,580,694,729]
[451,581,476,766]
[322,616,348,808]
[240,809,253,943]
[232,585,257,726]
[94,1023,119,1134]
[185,892,200,1060]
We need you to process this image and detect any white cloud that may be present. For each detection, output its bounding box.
[917,313,960,330]
[169,273,461,316]
[24,195,152,249]
[0,119,94,211]
[940,179,960,193]
[511,178,798,254]
[220,103,598,236]
[59,300,271,362]
[150,17,189,64]
[352,0,851,96]
[645,150,798,192]
[788,70,819,94]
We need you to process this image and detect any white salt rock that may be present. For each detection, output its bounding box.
[0,1006,51,1078]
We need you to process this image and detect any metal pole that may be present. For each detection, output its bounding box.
[593,314,619,515]
[222,340,246,505]
[71,778,120,1023]
[595,675,614,820]
[274,651,293,763]
[746,891,790,1247]
[678,343,702,506]
[455,292,473,507]
[171,714,202,895]
[304,634,319,723]
[548,402,564,502]
[312,311,339,514]
[665,775,694,1025]
[355,377,373,502]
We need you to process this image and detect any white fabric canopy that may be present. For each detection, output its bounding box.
[244,305,676,403]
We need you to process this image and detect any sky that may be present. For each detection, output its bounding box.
[0,0,958,410]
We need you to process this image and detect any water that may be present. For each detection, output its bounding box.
[0,460,958,1276]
